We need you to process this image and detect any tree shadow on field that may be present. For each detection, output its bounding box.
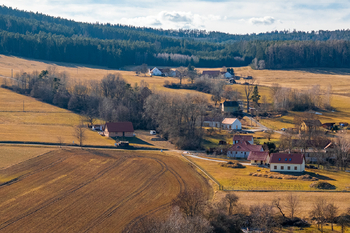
[123,137,154,146]
[283,68,350,76]
[304,171,335,181]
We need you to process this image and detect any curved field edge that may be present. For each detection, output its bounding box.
[0,149,212,233]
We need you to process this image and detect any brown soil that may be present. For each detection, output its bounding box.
[0,149,211,232]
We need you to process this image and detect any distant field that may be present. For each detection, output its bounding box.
[0,87,117,146]
[188,156,350,191]
[0,145,54,170]
[0,149,211,232]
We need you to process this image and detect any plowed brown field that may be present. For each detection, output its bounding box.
[0,149,211,233]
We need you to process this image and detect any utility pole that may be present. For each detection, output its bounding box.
[23,100,24,112]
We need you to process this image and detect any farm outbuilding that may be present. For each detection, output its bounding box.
[269,153,305,173]
[103,122,134,138]
[248,151,270,165]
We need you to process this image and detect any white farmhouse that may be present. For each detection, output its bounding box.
[227,141,263,159]
[270,153,305,173]
[150,67,163,76]
[223,72,233,79]
[222,118,241,130]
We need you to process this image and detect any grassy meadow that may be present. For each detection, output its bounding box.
[187,156,350,191]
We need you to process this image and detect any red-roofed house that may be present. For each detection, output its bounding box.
[227,141,263,158]
[270,153,305,172]
[248,151,270,165]
[233,135,254,145]
[104,122,134,138]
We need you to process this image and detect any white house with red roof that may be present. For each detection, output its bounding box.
[248,151,270,165]
[222,118,241,130]
[227,141,263,159]
[233,135,253,145]
[270,153,305,172]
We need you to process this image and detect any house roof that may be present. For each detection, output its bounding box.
[223,101,239,107]
[228,141,263,152]
[105,122,134,133]
[303,120,322,127]
[270,153,304,164]
[248,151,269,161]
[222,118,239,125]
[150,67,161,73]
[202,71,220,76]
[233,135,253,142]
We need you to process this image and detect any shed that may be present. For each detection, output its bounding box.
[248,151,270,165]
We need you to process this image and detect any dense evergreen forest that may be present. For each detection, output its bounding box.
[1,5,350,69]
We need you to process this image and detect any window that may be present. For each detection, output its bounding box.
[288,166,290,170]
[274,166,277,169]
[281,166,284,170]
[278,158,281,161]
[294,166,297,170]
[285,158,288,161]
[289,158,292,161]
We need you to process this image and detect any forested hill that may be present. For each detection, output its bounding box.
[1,5,350,69]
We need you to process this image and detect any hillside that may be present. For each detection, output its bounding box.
[1,5,350,69]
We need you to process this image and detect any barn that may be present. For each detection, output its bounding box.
[104,122,134,138]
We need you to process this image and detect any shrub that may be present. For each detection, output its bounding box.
[310,181,336,190]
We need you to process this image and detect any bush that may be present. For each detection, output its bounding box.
[221,161,245,168]
[310,181,336,190]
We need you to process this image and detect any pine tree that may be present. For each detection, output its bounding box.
[251,85,261,106]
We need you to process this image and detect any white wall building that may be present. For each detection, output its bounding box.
[227,141,264,159]
[270,153,305,172]
[222,118,241,130]
[150,67,162,76]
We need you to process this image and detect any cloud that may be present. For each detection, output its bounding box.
[161,12,192,23]
[120,11,221,29]
[249,16,276,25]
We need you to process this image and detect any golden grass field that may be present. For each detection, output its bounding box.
[0,145,55,170]
[0,87,117,145]
[188,156,350,192]
[0,149,211,232]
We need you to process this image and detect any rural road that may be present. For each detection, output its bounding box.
[183,152,251,166]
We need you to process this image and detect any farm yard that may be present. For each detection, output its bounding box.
[0,149,211,232]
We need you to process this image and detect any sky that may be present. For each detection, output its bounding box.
[2,0,350,34]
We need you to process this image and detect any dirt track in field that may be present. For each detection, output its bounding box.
[0,149,211,233]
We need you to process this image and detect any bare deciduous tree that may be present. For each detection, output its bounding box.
[244,79,255,113]
[172,190,207,217]
[325,202,338,231]
[225,193,239,215]
[286,193,300,219]
[74,120,86,147]
[310,198,328,232]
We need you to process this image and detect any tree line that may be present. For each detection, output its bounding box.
[127,190,350,233]
[1,68,210,149]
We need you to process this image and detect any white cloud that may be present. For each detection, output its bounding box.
[120,11,221,29]
[249,16,276,25]
[2,0,350,34]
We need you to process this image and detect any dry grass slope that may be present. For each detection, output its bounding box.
[0,149,211,233]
